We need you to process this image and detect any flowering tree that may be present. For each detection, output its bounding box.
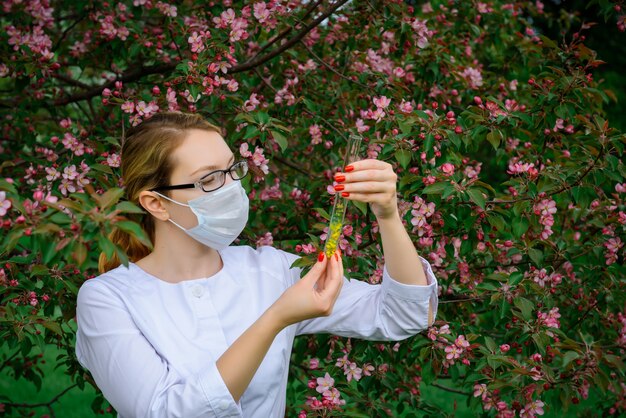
[1,0,625,417]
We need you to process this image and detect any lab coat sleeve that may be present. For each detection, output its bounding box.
[278,249,439,341]
[75,280,242,418]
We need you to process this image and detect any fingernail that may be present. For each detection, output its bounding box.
[335,251,339,261]
[341,192,350,197]
[337,249,341,258]
[318,252,324,262]
[334,184,345,191]
[345,165,354,172]
[334,174,346,183]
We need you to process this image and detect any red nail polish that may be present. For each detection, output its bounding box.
[335,252,339,261]
[318,252,325,262]
[335,175,346,182]
[334,184,345,191]
[345,165,354,172]
[341,192,350,197]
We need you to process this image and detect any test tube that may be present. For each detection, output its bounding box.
[323,134,362,258]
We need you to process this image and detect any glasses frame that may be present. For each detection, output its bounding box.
[150,160,249,193]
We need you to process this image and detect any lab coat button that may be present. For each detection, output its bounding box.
[218,399,229,410]
[191,285,204,298]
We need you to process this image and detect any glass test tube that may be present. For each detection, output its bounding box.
[323,134,362,258]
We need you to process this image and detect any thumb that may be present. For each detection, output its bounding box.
[301,252,327,283]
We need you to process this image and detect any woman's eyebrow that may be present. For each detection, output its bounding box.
[190,154,235,177]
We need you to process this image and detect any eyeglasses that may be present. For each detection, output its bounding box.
[151,160,249,193]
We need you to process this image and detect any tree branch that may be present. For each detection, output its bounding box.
[230,0,351,74]
[49,0,349,106]
[53,62,178,105]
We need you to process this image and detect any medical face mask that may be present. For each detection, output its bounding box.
[154,181,249,250]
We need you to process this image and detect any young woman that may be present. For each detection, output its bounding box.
[75,111,439,417]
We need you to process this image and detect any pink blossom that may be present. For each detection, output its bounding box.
[455,335,470,348]
[0,192,12,216]
[529,366,543,381]
[460,67,483,89]
[121,101,135,113]
[440,162,455,177]
[309,358,319,369]
[243,93,260,111]
[106,153,121,168]
[445,344,461,359]
[355,118,370,133]
[316,372,334,393]
[322,387,346,406]
[500,344,510,353]
[520,399,544,417]
[309,124,323,145]
[239,143,253,158]
[616,183,626,193]
[373,96,391,109]
[399,100,414,113]
[251,146,269,174]
[473,383,488,399]
[344,362,362,382]
[256,232,273,247]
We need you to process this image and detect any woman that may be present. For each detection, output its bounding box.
[75,111,439,417]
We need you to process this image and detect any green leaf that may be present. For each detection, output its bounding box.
[0,178,18,194]
[313,207,331,221]
[271,130,288,152]
[513,297,534,321]
[42,321,63,336]
[114,201,145,214]
[394,148,412,169]
[466,188,486,209]
[512,217,529,238]
[487,214,506,232]
[114,220,153,248]
[486,130,502,150]
[243,125,260,139]
[423,182,447,195]
[351,200,368,216]
[289,255,316,271]
[562,350,579,367]
[97,188,125,210]
[484,335,497,353]
[528,248,543,265]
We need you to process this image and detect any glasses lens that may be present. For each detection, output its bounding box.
[199,171,225,192]
[231,161,248,179]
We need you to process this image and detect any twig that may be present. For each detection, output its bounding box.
[4,382,79,409]
[300,42,369,89]
[249,0,324,59]
[431,382,472,396]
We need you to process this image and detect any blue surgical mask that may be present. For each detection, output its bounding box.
[155,181,249,250]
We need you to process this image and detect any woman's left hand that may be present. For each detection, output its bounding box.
[331,159,399,221]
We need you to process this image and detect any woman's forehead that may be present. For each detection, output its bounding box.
[170,129,233,178]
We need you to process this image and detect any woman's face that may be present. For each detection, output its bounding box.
[164,128,235,229]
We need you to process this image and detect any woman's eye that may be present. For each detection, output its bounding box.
[200,175,219,186]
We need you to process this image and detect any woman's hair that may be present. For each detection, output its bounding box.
[98,111,222,273]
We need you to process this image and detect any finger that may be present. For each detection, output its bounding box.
[325,251,343,298]
[333,181,394,194]
[303,252,328,285]
[334,168,395,185]
[338,192,391,203]
[339,159,390,173]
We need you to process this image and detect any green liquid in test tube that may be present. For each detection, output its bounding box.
[323,134,362,259]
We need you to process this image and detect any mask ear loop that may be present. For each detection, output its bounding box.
[152,191,191,207]
[151,191,191,231]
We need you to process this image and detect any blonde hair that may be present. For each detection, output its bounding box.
[98,111,222,273]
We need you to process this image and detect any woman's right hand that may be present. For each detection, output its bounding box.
[270,251,344,329]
